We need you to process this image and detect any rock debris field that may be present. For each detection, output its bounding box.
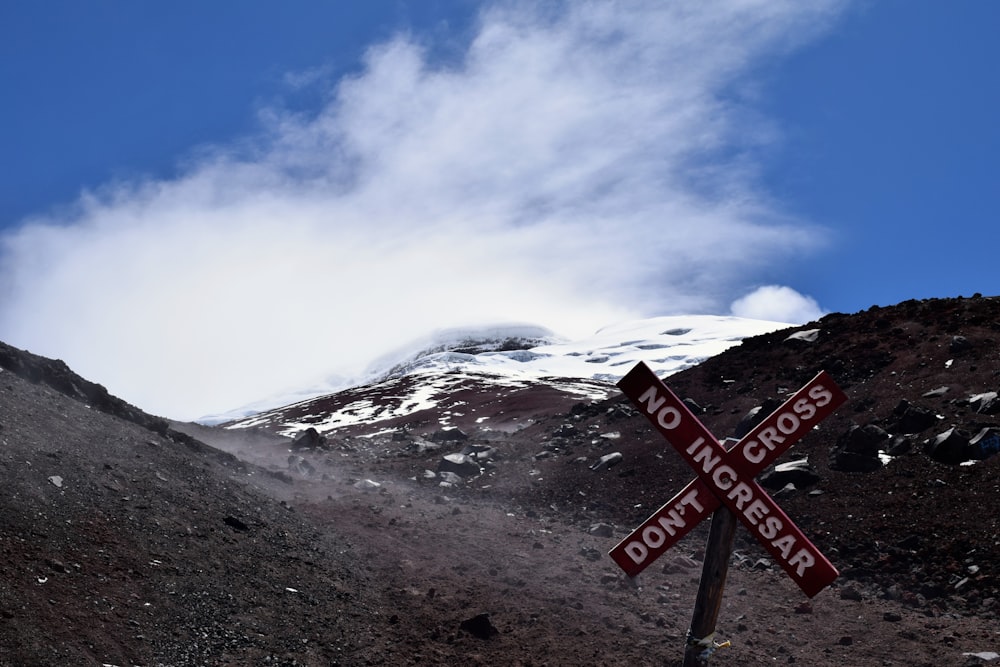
[2,295,1000,665]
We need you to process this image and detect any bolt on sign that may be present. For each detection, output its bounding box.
[609,362,847,598]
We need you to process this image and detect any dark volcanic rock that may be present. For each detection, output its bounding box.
[460,613,499,639]
[438,453,481,477]
[925,427,973,464]
[759,458,822,490]
[590,451,623,471]
[734,398,783,439]
[291,426,328,450]
[431,427,469,442]
[830,424,889,472]
[969,391,1000,415]
[890,400,940,434]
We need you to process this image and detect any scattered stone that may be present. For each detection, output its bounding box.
[682,398,704,414]
[920,582,944,599]
[461,444,499,462]
[438,453,481,477]
[589,452,623,472]
[961,652,1000,663]
[223,516,250,532]
[47,475,63,488]
[839,586,863,601]
[785,329,820,343]
[759,458,821,490]
[353,479,382,491]
[459,613,499,639]
[969,392,1000,414]
[890,400,940,434]
[883,611,902,622]
[837,636,853,646]
[950,335,972,353]
[885,435,914,456]
[662,555,700,574]
[794,601,813,614]
[588,523,615,538]
[554,423,579,437]
[45,558,69,574]
[431,427,468,443]
[405,439,441,455]
[830,424,889,472]
[772,482,798,499]
[733,398,784,439]
[922,386,950,398]
[437,471,463,486]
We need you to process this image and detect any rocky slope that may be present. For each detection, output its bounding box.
[3,295,1000,665]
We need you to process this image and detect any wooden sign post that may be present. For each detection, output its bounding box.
[609,362,847,665]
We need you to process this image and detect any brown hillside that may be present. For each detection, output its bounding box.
[3,295,1000,665]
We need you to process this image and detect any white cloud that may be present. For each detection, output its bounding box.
[729,285,825,324]
[0,0,845,420]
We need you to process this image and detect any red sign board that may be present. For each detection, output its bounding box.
[609,362,846,598]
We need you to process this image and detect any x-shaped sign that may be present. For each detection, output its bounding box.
[609,362,846,598]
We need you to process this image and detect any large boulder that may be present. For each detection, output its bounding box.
[438,453,481,477]
[830,424,889,472]
[969,392,1000,415]
[924,427,973,464]
[291,427,328,451]
[889,400,939,434]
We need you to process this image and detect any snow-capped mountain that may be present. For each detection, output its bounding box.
[380,315,793,384]
[222,315,794,437]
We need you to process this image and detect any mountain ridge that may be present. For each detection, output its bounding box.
[215,314,794,429]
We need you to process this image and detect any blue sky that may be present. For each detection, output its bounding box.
[1,1,998,419]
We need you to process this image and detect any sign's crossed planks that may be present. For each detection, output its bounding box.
[609,362,847,598]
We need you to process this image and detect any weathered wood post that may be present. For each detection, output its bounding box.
[683,506,737,666]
